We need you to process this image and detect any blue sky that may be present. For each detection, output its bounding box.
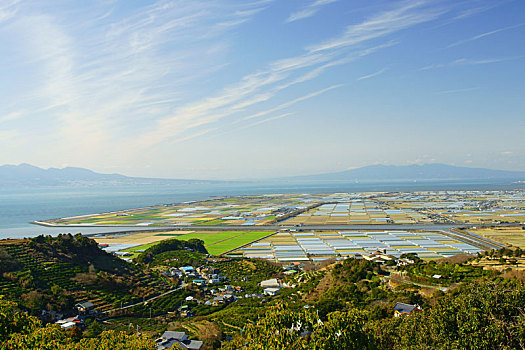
[0,0,524,179]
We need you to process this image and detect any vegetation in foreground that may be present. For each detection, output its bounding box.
[0,234,524,349]
[223,279,525,349]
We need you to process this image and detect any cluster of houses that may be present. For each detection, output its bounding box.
[53,301,97,330]
[168,263,300,317]
[162,265,227,286]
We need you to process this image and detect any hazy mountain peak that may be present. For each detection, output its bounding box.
[281,163,525,182]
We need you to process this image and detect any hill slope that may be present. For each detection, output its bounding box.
[282,163,525,182]
[0,234,171,315]
[0,163,220,187]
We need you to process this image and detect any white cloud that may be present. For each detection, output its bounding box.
[308,1,445,53]
[0,0,19,23]
[1,0,503,177]
[0,0,269,166]
[446,22,525,48]
[136,2,447,150]
[242,84,343,121]
[357,67,387,80]
[286,0,339,23]
[420,56,523,70]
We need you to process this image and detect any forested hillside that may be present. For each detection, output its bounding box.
[0,234,172,315]
[0,235,524,349]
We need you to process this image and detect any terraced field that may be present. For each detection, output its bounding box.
[0,238,171,314]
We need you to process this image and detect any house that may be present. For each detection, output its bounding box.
[212,296,225,305]
[219,285,234,293]
[168,268,183,277]
[393,302,422,317]
[59,321,77,330]
[260,278,280,288]
[55,316,83,329]
[180,266,195,274]
[75,301,95,315]
[156,331,189,346]
[212,294,234,306]
[263,287,280,296]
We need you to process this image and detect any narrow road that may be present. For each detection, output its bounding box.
[104,285,182,314]
[386,276,449,292]
[439,229,503,251]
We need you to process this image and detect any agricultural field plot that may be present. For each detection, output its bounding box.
[470,257,525,271]
[38,189,525,228]
[378,190,525,224]
[93,231,191,252]
[437,210,525,224]
[283,199,430,225]
[109,230,274,256]
[468,227,525,248]
[232,230,483,262]
[40,194,329,227]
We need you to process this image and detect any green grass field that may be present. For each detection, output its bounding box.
[123,231,274,256]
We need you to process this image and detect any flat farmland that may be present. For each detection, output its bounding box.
[232,230,482,263]
[39,194,325,227]
[94,231,190,245]
[110,230,274,256]
[469,227,525,248]
[36,190,525,230]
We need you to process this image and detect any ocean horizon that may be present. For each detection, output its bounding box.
[1,179,522,239]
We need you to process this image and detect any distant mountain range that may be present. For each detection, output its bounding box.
[1,163,524,188]
[279,164,525,182]
[0,163,220,188]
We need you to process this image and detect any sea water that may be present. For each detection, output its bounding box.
[0,180,521,239]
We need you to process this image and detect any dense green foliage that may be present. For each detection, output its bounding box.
[0,297,156,349]
[134,238,207,265]
[211,258,281,292]
[2,234,524,349]
[0,235,170,314]
[370,279,525,349]
[223,279,525,349]
[223,305,372,350]
[397,259,495,285]
[148,250,206,268]
[313,258,422,319]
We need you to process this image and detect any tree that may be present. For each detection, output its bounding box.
[84,320,103,338]
[0,297,156,349]
[372,280,525,349]
[222,304,373,350]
